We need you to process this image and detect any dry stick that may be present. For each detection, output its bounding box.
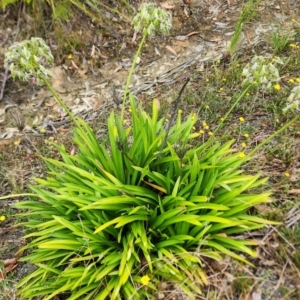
[159,77,190,153]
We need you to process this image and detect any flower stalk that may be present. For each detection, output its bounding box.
[121,2,172,120]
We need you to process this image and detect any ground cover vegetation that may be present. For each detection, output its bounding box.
[1,0,300,299]
[1,0,132,29]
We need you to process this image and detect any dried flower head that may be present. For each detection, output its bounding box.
[4,37,53,85]
[132,3,172,37]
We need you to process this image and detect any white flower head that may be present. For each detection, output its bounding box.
[283,85,300,113]
[4,37,54,85]
[242,56,283,91]
[132,3,172,37]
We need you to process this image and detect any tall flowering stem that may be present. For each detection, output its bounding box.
[4,37,78,125]
[121,32,147,120]
[121,3,172,120]
[210,85,251,139]
[248,113,300,157]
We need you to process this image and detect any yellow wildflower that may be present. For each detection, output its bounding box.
[0,215,5,221]
[205,105,209,109]
[199,69,204,72]
[165,118,169,123]
[205,78,209,82]
[199,129,204,134]
[219,87,224,91]
[238,152,246,158]
[14,141,20,146]
[290,43,296,48]
[289,79,295,83]
[205,125,209,130]
[178,109,182,113]
[128,108,132,113]
[291,18,296,22]
[222,78,227,82]
[239,117,245,123]
[67,54,73,59]
[202,121,207,127]
[40,128,46,133]
[296,78,300,83]
[220,117,225,122]
[274,83,281,90]
[241,142,246,148]
[244,133,249,138]
[141,275,150,285]
[284,172,290,177]
[123,119,128,124]
[208,132,213,136]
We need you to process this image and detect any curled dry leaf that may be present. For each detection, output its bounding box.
[71,60,79,70]
[58,127,69,132]
[288,189,300,194]
[100,54,109,59]
[186,31,200,37]
[165,45,177,56]
[160,2,175,9]
[132,31,137,43]
[0,258,18,281]
[90,45,96,57]
[45,102,57,107]
[113,65,123,73]
[2,258,17,266]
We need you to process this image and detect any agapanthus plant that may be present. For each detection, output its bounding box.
[8,95,279,300]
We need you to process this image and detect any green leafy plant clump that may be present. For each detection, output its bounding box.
[12,94,278,300]
[4,5,297,298]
